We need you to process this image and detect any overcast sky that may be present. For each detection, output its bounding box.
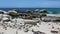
[0,0,60,8]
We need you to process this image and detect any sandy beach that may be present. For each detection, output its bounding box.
[0,20,60,34]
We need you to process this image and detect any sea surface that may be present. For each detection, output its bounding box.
[0,8,60,14]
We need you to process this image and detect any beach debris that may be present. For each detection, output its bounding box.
[51,30,58,33]
[24,28,29,32]
[32,30,45,34]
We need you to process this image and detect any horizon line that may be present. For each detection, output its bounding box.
[0,7,60,8]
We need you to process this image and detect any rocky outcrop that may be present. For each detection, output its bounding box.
[42,16,60,22]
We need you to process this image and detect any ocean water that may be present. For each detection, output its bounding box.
[0,8,60,14]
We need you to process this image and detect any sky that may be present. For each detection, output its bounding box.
[0,0,60,8]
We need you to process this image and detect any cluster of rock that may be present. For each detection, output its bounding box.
[0,9,43,34]
[42,16,60,22]
[0,9,48,19]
